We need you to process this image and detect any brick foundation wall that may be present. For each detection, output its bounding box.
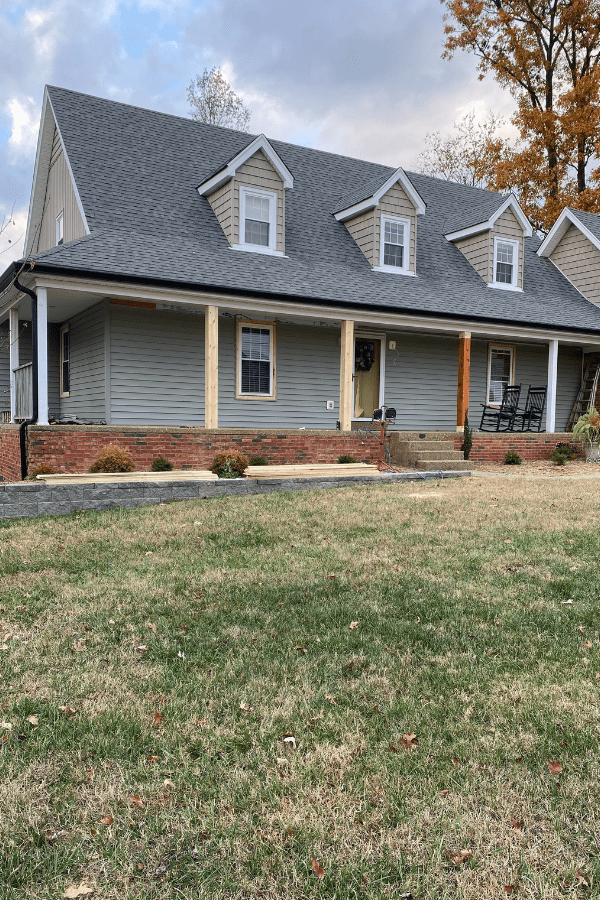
[0,426,21,483]
[22,426,380,478]
[452,431,578,462]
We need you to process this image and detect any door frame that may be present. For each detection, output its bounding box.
[352,331,386,421]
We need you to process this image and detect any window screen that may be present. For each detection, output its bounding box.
[61,328,70,394]
[495,241,514,284]
[241,326,271,394]
[244,194,270,247]
[383,220,404,268]
[488,347,512,404]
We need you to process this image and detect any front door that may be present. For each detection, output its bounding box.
[354,336,382,419]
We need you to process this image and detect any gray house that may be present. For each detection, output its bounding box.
[3,85,600,436]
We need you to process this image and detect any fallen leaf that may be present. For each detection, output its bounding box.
[328,574,335,580]
[239,701,253,711]
[129,795,145,808]
[504,538,512,543]
[64,886,94,898]
[26,715,39,726]
[146,622,157,631]
[136,645,148,652]
[152,712,164,725]
[401,732,418,749]
[547,760,563,775]
[504,886,515,894]
[147,755,160,763]
[451,757,462,767]
[136,862,144,870]
[349,621,359,629]
[439,789,450,796]
[72,642,86,652]
[510,818,523,829]
[575,871,589,887]
[0,722,12,730]
[450,849,472,866]
[100,815,114,825]
[311,858,325,879]
[58,705,76,716]
[562,599,574,604]
[277,757,288,767]
[583,640,593,649]
[283,736,296,750]
[163,778,174,787]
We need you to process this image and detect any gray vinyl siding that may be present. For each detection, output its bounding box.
[48,324,60,420]
[468,339,580,431]
[218,318,340,429]
[0,324,8,413]
[60,302,106,421]
[384,332,459,430]
[550,224,600,307]
[109,306,205,425]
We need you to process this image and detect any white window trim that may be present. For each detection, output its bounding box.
[56,210,64,246]
[59,323,70,397]
[492,236,520,289]
[486,343,515,407]
[374,214,413,275]
[236,319,277,400]
[238,186,283,256]
[352,331,386,421]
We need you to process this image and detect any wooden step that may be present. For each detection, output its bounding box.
[37,470,219,484]
[245,463,380,479]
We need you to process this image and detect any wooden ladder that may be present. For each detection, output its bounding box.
[567,359,600,431]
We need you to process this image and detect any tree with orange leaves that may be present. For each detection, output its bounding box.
[442,0,600,232]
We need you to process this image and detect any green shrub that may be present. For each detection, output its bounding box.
[554,442,577,461]
[89,444,135,474]
[551,449,568,466]
[503,450,522,466]
[151,456,174,472]
[30,464,54,476]
[248,455,269,466]
[338,454,357,464]
[460,412,473,460]
[210,451,249,478]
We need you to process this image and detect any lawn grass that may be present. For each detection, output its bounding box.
[1,476,600,899]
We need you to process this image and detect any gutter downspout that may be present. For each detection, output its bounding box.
[13,275,37,480]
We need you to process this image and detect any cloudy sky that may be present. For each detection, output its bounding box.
[0,0,515,264]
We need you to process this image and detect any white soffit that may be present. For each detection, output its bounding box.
[445,194,533,242]
[537,208,600,257]
[197,133,294,196]
[24,87,90,257]
[334,167,426,222]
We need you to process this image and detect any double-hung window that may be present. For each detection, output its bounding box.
[377,214,411,274]
[487,344,514,405]
[239,187,279,254]
[60,324,70,396]
[493,237,519,288]
[237,321,275,398]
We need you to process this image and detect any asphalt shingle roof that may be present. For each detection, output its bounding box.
[569,207,600,244]
[443,193,507,234]
[29,86,600,334]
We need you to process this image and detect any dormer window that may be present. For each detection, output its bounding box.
[239,186,279,254]
[379,215,411,273]
[56,210,64,246]
[494,238,518,287]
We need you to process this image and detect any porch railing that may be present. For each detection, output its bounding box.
[14,362,32,420]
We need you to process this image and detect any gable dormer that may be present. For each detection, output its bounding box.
[445,195,532,291]
[334,168,425,275]
[197,134,293,257]
[537,208,600,307]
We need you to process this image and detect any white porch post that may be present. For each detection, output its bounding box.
[339,320,354,432]
[9,307,19,423]
[37,287,49,425]
[205,305,219,429]
[547,339,558,433]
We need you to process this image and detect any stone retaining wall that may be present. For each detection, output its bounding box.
[0,470,470,521]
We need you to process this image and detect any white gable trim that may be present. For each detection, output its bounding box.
[334,167,426,222]
[445,194,532,242]
[537,207,600,257]
[197,134,294,196]
[24,88,90,257]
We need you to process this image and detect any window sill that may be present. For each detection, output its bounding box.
[373,265,416,276]
[232,244,286,258]
[236,393,277,401]
[488,283,523,292]
[60,392,70,398]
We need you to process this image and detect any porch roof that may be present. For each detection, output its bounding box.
[6,85,600,336]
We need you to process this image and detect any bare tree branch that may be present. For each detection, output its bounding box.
[187,67,251,131]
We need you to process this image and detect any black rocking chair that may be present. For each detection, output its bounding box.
[479,384,522,431]
[513,386,547,432]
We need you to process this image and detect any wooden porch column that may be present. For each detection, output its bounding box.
[37,287,49,426]
[547,339,558,433]
[205,305,219,429]
[339,320,354,431]
[456,331,471,431]
[9,307,19,423]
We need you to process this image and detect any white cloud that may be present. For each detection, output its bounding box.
[7,97,40,158]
